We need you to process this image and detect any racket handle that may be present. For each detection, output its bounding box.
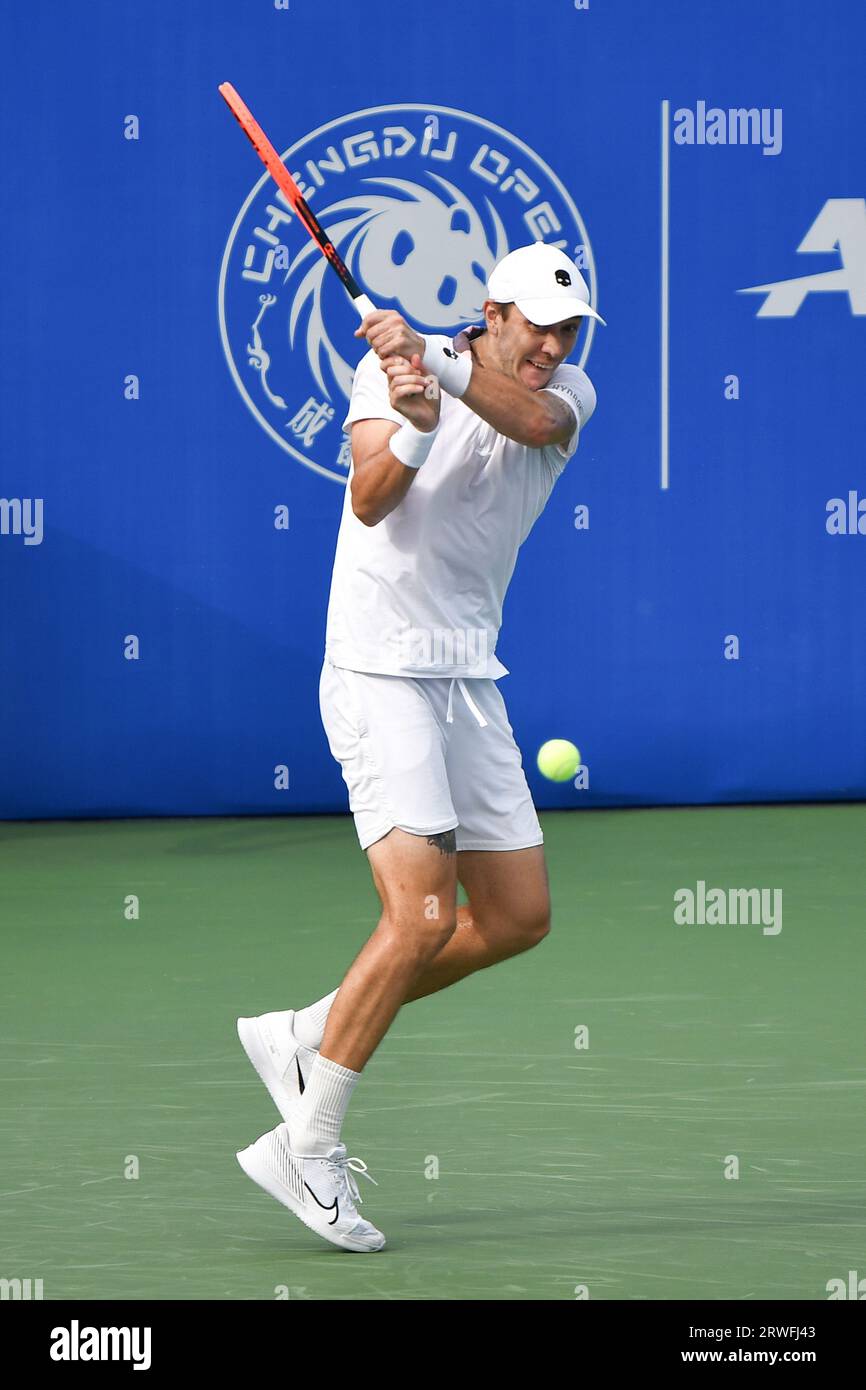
[352,293,376,319]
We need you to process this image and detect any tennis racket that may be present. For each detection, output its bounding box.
[219,81,375,320]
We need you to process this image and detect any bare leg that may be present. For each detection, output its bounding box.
[319,828,458,1073]
[402,845,551,1001]
[319,842,551,1070]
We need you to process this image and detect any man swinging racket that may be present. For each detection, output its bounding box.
[235,240,603,1252]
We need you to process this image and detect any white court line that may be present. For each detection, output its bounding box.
[661,98,670,490]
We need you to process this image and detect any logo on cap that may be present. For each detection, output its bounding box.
[555,269,572,287]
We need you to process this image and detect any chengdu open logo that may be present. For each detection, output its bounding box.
[219,103,601,483]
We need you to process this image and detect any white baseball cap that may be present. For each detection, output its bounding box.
[487,243,606,326]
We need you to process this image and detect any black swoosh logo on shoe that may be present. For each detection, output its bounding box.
[304,1182,338,1225]
[295,1057,305,1095]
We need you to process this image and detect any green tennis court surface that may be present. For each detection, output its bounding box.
[1,805,863,1301]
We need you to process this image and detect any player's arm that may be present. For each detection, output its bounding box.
[382,351,575,448]
[349,420,411,527]
[350,355,440,527]
[359,310,574,448]
[460,366,576,448]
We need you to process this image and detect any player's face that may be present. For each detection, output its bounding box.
[494,305,583,389]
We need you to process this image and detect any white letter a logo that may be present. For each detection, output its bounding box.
[738,198,866,316]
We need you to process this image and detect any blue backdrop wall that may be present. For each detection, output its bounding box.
[1,0,864,819]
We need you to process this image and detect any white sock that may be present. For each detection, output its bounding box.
[293,988,339,1050]
[290,1053,359,1156]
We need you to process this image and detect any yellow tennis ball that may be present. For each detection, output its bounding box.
[536,739,581,782]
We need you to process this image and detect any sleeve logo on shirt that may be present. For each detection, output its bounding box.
[442,347,458,359]
[551,383,584,427]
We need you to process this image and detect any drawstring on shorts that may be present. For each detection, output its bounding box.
[445,678,488,728]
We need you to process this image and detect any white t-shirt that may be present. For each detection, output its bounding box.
[324,329,597,678]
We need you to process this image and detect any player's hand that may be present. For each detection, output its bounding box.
[356,309,426,363]
[385,353,440,432]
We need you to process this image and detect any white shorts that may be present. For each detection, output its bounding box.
[318,658,543,853]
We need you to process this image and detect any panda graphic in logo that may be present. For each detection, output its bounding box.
[218,104,601,483]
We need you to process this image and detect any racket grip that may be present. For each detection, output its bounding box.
[352,293,376,319]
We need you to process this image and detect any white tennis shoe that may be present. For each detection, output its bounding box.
[236,1009,317,1125]
[236,1122,385,1252]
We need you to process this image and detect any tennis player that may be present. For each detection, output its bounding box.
[237,242,603,1251]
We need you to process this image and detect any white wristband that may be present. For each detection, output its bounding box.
[389,418,439,469]
[421,335,473,398]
